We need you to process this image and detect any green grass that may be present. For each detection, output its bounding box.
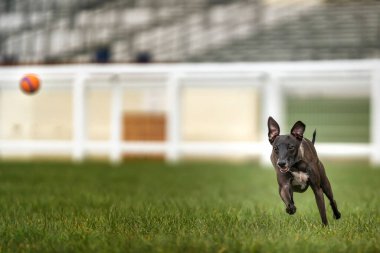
[287,97,370,142]
[0,161,379,253]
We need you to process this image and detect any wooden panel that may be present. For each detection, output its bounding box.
[122,112,166,159]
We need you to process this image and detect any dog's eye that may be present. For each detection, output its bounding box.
[288,146,295,150]
[273,147,278,151]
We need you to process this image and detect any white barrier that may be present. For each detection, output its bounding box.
[0,60,379,165]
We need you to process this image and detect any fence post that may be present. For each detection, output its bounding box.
[260,73,284,166]
[110,76,123,164]
[166,72,181,162]
[371,66,380,166]
[72,73,87,162]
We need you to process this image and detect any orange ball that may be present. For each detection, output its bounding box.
[20,74,40,94]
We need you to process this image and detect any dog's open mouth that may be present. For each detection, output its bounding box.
[279,167,289,173]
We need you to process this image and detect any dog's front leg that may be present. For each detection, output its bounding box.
[308,170,328,225]
[310,185,328,225]
[308,166,328,225]
[279,183,296,215]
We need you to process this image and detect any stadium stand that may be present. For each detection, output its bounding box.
[190,2,380,62]
[0,0,379,64]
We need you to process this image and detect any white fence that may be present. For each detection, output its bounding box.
[0,60,379,165]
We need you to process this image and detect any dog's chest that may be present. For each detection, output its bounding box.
[291,171,309,190]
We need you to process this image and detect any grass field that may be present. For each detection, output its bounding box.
[0,160,379,253]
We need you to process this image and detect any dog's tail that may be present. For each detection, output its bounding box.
[312,129,317,144]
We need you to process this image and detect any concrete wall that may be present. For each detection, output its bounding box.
[182,87,260,141]
[0,89,72,140]
[1,87,260,142]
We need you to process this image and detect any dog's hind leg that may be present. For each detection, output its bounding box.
[320,169,341,219]
[318,162,341,220]
[322,184,341,220]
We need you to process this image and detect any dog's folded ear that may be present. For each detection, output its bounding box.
[291,121,305,141]
[268,116,280,144]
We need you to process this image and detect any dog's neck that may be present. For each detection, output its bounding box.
[297,140,305,161]
[289,140,306,172]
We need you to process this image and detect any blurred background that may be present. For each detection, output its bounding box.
[1,0,380,64]
[0,0,379,164]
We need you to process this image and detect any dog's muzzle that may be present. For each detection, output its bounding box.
[277,161,289,173]
[278,166,290,173]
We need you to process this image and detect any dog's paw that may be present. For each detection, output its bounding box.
[334,212,341,220]
[286,205,297,215]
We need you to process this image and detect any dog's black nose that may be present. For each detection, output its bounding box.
[277,161,286,168]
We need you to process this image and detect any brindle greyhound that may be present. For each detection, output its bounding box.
[267,116,341,225]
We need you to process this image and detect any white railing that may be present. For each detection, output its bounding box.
[0,60,379,165]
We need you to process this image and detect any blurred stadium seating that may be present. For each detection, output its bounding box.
[191,2,380,61]
[1,0,380,64]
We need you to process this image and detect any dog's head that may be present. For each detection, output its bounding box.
[267,116,305,173]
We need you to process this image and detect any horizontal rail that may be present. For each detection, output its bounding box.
[0,140,372,158]
[0,60,379,77]
[315,143,372,158]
